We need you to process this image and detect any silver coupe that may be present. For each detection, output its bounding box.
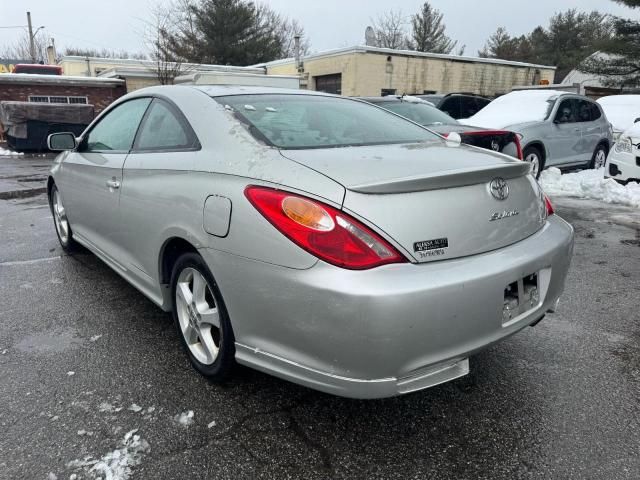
[47,86,574,399]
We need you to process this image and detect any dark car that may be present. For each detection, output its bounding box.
[358,95,522,160]
[419,93,491,119]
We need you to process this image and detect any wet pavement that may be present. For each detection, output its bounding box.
[0,162,639,479]
[0,153,54,200]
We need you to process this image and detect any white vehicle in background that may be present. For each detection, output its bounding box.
[605,122,640,183]
[597,95,640,142]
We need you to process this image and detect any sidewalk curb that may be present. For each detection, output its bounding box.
[0,187,47,200]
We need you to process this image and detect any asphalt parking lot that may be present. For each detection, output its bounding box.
[0,169,639,479]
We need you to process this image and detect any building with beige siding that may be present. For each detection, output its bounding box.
[260,45,556,98]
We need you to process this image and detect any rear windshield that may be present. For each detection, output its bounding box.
[215,94,438,149]
[371,101,458,127]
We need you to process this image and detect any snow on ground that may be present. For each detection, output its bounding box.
[174,410,194,426]
[539,167,640,208]
[0,146,23,156]
[66,429,149,480]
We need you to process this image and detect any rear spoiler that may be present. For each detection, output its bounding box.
[348,161,531,194]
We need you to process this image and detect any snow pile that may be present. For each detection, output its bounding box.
[540,167,640,208]
[464,90,565,129]
[0,146,23,156]
[597,95,640,133]
[174,410,194,426]
[67,429,149,480]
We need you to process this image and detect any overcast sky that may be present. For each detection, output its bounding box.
[1,0,639,60]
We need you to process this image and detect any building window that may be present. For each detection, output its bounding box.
[315,74,342,95]
[381,89,397,96]
[28,95,89,104]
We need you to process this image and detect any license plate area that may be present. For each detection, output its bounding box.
[502,272,541,325]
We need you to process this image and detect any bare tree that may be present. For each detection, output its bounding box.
[0,29,48,62]
[277,18,311,58]
[254,3,311,59]
[371,10,410,50]
[144,3,193,85]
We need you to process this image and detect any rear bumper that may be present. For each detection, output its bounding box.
[201,215,574,399]
[606,150,640,182]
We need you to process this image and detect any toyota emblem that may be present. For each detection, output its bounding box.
[489,177,509,200]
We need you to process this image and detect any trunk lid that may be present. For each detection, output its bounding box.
[280,142,546,263]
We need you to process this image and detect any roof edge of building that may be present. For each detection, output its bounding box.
[254,45,557,70]
[0,73,125,86]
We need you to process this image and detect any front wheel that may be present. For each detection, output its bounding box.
[170,253,235,380]
[523,146,544,179]
[49,183,80,253]
[590,144,608,170]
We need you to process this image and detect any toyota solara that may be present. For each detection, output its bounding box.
[47,86,574,399]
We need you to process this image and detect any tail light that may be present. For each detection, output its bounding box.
[244,186,407,270]
[515,133,524,160]
[458,130,523,160]
[544,194,554,216]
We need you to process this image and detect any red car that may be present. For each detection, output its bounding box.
[358,95,522,160]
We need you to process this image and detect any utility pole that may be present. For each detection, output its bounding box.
[27,11,36,62]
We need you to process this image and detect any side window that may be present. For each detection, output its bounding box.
[476,97,490,111]
[460,97,478,118]
[134,99,198,151]
[590,102,602,121]
[577,100,594,122]
[555,99,578,124]
[84,98,151,152]
[440,97,460,118]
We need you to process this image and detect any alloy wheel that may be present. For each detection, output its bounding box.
[594,149,607,169]
[175,267,221,365]
[525,152,540,178]
[52,189,70,244]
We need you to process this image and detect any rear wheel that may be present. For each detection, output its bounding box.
[523,146,544,179]
[170,253,235,380]
[589,144,608,169]
[49,184,79,253]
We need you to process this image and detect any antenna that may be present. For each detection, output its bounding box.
[365,26,376,46]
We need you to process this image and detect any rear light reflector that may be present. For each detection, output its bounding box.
[245,186,407,270]
[544,194,554,216]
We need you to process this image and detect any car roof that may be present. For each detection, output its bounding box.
[357,95,434,105]
[192,85,331,97]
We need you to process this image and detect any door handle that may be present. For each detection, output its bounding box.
[106,179,121,189]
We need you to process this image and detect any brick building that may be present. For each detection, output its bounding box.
[0,73,126,113]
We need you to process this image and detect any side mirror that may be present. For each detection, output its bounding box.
[634,117,640,124]
[47,132,77,151]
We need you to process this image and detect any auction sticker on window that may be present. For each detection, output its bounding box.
[414,238,449,258]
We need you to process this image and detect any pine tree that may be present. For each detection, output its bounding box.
[478,27,520,59]
[167,0,306,66]
[409,2,457,54]
[580,1,640,87]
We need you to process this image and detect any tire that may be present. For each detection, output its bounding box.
[523,145,545,179]
[170,252,235,381]
[589,143,608,170]
[48,183,80,254]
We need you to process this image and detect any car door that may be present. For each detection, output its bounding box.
[578,100,603,161]
[118,97,200,291]
[546,98,582,166]
[58,97,152,263]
